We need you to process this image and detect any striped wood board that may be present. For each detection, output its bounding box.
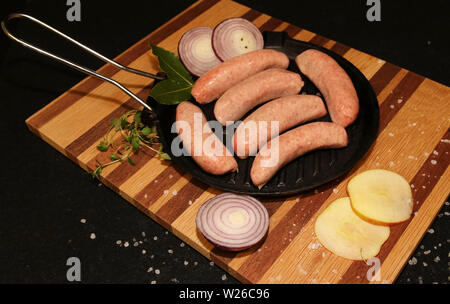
[25,0,449,284]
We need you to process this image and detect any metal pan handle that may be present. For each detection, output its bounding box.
[1,13,165,112]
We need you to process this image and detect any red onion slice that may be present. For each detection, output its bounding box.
[178,27,222,77]
[196,193,269,251]
[212,18,264,61]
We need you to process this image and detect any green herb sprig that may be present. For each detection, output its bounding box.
[90,109,170,179]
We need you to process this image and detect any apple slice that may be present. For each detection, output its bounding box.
[314,197,390,260]
[348,169,413,225]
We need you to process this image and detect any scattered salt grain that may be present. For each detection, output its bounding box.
[163,190,169,195]
[397,98,403,104]
[389,161,395,167]
[221,274,227,281]
[144,194,148,199]
[147,267,153,272]
[150,280,156,284]
[188,200,193,205]
[184,261,188,266]
[434,256,440,263]
[296,198,300,203]
[155,269,160,275]
[390,105,394,109]
[423,262,428,267]
[333,188,338,194]
[210,261,214,266]
[431,160,437,165]
[427,228,434,234]
[180,242,185,247]
[153,236,158,241]
[124,241,129,247]
[408,257,417,265]
[169,174,173,179]
[388,132,394,137]
[424,250,431,255]
[133,242,139,247]
[116,240,122,245]
[168,249,173,254]
[276,274,282,281]
[80,219,86,224]
[331,269,338,274]
[142,250,146,255]
[90,233,96,240]
[172,190,177,196]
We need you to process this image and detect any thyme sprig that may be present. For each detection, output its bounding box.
[90,109,170,179]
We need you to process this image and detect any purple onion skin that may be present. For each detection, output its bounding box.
[201,231,268,252]
[196,192,269,252]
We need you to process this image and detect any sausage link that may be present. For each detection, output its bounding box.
[214,68,304,125]
[250,122,348,188]
[296,49,359,127]
[176,101,238,175]
[191,49,289,104]
[233,95,327,159]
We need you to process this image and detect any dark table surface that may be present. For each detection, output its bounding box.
[0,0,448,284]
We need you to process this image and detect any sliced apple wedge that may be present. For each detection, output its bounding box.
[314,197,390,260]
[348,169,413,225]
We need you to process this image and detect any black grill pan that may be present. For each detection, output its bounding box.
[143,31,379,197]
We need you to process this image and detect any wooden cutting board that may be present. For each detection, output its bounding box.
[25,0,449,284]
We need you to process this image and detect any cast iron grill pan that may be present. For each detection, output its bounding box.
[143,31,379,197]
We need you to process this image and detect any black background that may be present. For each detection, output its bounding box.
[0,0,448,284]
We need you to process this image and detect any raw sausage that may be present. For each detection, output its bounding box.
[214,68,304,125]
[296,49,359,127]
[175,101,238,175]
[250,122,348,188]
[191,49,289,104]
[233,95,327,159]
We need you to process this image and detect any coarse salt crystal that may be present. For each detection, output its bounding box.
[155,269,160,275]
[147,267,153,272]
[172,190,177,196]
[408,257,417,265]
[124,241,129,247]
[150,280,156,284]
[431,160,437,165]
[424,250,431,255]
[144,194,148,199]
[80,219,86,224]
[142,250,146,255]
[427,228,434,234]
[90,233,96,240]
[168,249,173,254]
[163,190,169,195]
[184,261,188,266]
[390,105,394,109]
[221,274,227,281]
[333,188,338,194]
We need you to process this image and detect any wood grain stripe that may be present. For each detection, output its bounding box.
[26,0,219,130]
[309,35,330,47]
[156,179,209,229]
[232,65,425,283]
[339,128,450,283]
[369,63,402,95]
[240,8,263,21]
[330,42,351,56]
[378,72,425,130]
[135,165,184,208]
[259,17,284,32]
[284,24,303,38]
